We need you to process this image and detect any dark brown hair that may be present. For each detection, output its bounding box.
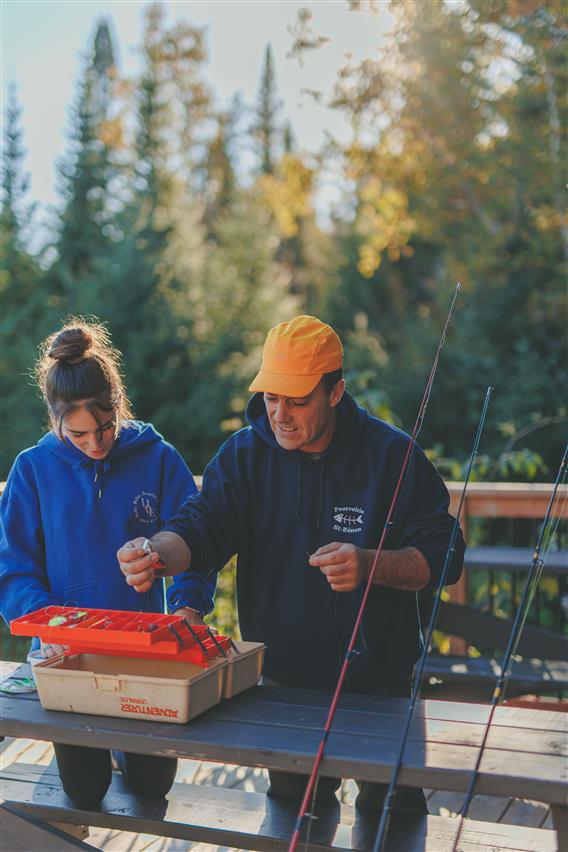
[321,368,343,395]
[35,318,133,435]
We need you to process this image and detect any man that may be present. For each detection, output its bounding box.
[118,315,465,814]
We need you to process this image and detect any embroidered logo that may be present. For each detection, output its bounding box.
[133,491,159,524]
[332,506,364,535]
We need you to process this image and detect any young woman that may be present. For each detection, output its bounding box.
[0,319,215,808]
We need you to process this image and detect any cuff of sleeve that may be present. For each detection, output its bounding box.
[415,540,464,591]
[166,587,214,617]
[163,522,214,577]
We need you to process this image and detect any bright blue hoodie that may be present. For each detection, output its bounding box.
[0,421,215,627]
[167,392,465,692]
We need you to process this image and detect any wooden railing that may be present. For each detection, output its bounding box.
[446,481,567,602]
[446,481,567,523]
[444,481,567,653]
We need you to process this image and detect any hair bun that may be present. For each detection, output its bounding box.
[48,326,93,364]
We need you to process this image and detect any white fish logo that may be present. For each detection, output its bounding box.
[334,513,363,526]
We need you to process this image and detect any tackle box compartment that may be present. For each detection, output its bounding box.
[222,641,265,698]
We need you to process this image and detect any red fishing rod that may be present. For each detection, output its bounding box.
[288,282,461,852]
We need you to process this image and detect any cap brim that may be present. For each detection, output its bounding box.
[249,370,322,398]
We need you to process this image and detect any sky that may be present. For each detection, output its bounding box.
[1,0,392,232]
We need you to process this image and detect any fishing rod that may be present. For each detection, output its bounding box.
[288,282,461,852]
[372,385,494,852]
[451,443,568,852]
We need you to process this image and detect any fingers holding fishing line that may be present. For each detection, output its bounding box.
[40,641,68,658]
[309,542,373,592]
[117,537,161,593]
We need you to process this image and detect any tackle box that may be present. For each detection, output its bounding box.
[10,606,265,723]
[32,652,226,724]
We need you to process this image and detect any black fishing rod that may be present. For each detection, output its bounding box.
[288,283,461,852]
[372,385,494,852]
[451,443,568,852]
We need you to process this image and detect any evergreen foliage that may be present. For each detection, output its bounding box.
[251,45,283,175]
[50,18,123,316]
[2,0,565,484]
[321,0,567,473]
[0,88,46,473]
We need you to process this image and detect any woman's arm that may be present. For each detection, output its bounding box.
[0,456,57,624]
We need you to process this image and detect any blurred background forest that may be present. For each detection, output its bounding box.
[1,0,566,486]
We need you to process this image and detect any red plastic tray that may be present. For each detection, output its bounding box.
[10,606,231,664]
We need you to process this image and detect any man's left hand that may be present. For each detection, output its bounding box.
[309,542,373,592]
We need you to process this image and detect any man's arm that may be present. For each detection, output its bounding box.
[117,532,192,595]
[309,542,430,592]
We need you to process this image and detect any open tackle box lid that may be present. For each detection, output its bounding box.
[10,606,231,665]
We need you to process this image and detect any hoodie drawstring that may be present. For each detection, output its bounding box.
[94,461,111,499]
[316,458,326,531]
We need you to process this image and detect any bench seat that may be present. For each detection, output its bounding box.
[2,762,558,851]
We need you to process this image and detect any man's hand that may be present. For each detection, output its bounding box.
[310,543,430,592]
[117,537,162,594]
[309,542,372,592]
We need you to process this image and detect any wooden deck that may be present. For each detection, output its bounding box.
[1,666,555,851]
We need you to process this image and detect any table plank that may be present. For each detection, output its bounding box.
[225,686,568,732]
[202,697,567,757]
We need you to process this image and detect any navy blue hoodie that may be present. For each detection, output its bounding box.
[1,422,216,626]
[167,393,464,692]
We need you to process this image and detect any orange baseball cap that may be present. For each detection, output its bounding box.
[249,315,343,397]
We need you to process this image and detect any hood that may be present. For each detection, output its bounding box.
[38,420,163,470]
[245,391,365,458]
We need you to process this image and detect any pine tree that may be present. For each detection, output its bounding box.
[98,4,208,439]
[50,18,123,314]
[203,106,238,232]
[251,45,283,175]
[0,87,46,475]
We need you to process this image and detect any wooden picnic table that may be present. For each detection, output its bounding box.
[0,668,566,851]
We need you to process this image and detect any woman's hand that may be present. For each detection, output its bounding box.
[174,607,206,626]
[40,640,68,658]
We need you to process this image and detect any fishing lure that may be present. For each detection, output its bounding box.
[47,610,87,627]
